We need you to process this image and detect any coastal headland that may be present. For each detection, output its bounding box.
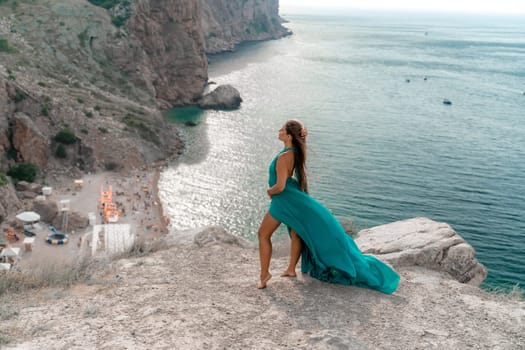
[0,2,523,349]
[1,223,523,349]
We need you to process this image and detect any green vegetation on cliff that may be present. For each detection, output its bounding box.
[123,114,159,145]
[0,172,8,187]
[55,144,67,158]
[88,0,131,27]
[0,38,15,53]
[54,128,77,144]
[87,0,124,9]
[7,163,38,183]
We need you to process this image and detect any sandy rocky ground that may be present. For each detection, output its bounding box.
[0,226,523,350]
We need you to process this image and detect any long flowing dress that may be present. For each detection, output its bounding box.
[268,147,400,294]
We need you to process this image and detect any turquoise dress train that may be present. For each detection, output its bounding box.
[268,147,400,294]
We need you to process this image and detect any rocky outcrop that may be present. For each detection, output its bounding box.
[0,79,11,163]
[12,113,50,169]
[32,200,59,224]
[165,226,251,248]
[14,181,42,193]
[197,84,242,109]
[355,217,488,285]
[0,183,22,223]
[52,210,89,231]
[200,0,291,54]
[126,0,208,105]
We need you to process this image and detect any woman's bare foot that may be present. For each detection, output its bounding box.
[257,273,272,289]
[280,270,297,277]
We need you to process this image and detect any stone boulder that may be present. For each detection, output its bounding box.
[197,85,242,110]
[165,226,251,248]
[32,200,59,223]
[12,113,50,168]
[355,217,487,286]
[193,226,247,248]
[52,211,88,231]
[15,181,42,194]
[17,191,38,200]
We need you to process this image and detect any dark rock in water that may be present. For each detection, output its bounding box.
[207,81,217,86]
[198,84,242,110]
[443,99,452,105]
[185,121,198,127]
[424,76,428,81]
[406,79,410,83]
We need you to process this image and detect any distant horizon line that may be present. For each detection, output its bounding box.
[279,6,525,16]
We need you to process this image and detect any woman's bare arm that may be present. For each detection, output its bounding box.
[267,151,294,197]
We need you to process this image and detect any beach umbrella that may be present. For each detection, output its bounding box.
[15,211,41,223]
[0,247,20,257]
[0,247,20,264]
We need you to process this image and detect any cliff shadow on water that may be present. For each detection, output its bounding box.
[164,106,210,166]
[207,39,292,76]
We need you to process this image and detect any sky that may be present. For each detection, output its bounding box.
[279,0,525,14]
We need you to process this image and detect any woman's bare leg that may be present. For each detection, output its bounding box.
[281,229,302,277]
[257,212,281,289]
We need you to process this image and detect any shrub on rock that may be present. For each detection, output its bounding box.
[7,163,38,183]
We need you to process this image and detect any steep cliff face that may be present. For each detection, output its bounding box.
[0,78,11,162]
[0,0,187,176]
[200,0,291,54]
[126,0,208,106]
[0,182,21,223]
[12,113,50,169]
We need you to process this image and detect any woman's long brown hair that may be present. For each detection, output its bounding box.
[285,120,308,193]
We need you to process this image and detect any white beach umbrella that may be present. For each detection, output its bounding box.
[15,211,41,223]
[0,247,20,257]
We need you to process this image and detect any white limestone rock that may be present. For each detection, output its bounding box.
[355,217,488,285]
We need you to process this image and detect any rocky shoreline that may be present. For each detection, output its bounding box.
[1,223,523,349]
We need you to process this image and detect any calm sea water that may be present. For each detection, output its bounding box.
[160,12,525,289]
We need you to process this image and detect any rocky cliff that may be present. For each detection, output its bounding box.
[0,0,189,176]
[200,0,291,54]
[0,0,287,183]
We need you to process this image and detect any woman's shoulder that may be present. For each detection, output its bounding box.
[278,148,295,156]
[278,147,295,155]
[277,149,294,163]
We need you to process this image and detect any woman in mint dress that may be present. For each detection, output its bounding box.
[257,119,399,294]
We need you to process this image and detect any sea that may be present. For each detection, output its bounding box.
[160,10,525,290]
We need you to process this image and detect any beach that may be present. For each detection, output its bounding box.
[6,164,169,271]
